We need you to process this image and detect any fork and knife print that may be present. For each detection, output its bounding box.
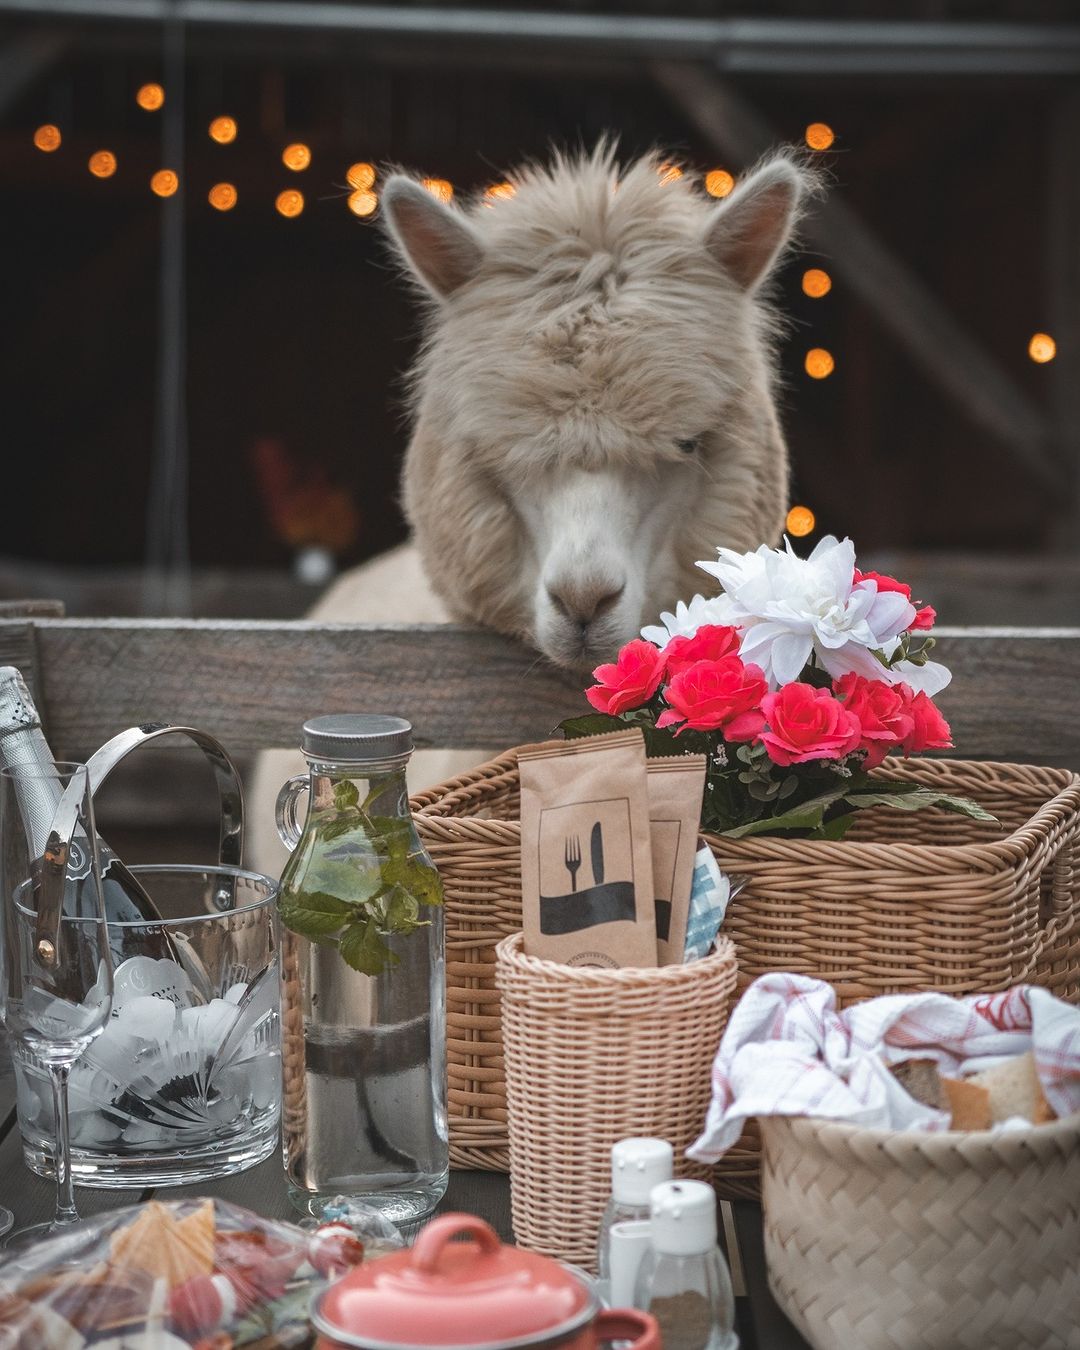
[539,802,636,936]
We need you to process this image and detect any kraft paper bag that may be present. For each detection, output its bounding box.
[646,755,707,965]
[519,730,657,968]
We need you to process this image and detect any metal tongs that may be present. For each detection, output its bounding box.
[34,723,244,968]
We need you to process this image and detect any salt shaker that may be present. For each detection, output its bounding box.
[633,1179,738,1350]
[596,1138,674,1284]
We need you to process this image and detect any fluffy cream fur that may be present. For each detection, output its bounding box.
[248,145,810,873]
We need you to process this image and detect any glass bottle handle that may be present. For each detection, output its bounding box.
[275,775,309,850]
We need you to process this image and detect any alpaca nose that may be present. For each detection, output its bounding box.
[546,579,625,627]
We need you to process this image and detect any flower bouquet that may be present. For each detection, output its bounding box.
[565,536,994,838]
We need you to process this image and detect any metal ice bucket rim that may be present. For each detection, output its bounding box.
[105,863,279,928]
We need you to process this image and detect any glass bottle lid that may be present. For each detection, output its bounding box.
[301,714,413,763]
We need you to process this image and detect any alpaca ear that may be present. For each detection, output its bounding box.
[704,157,806,291]
[381,176,484,300]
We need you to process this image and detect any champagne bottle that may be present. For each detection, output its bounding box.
[0,666,171,965]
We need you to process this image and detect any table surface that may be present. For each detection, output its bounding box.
[0,1039,809,1349]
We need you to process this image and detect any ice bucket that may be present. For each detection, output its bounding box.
[13,725,281,1187]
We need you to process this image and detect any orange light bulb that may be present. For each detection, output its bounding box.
[347,189,378,217]
[786,505,816,537]
[33,124,62,152]
[704,168,735,198]
[209,116,237,144]
[276,188,305,218]
[484,182,516,202]
[136,83,165,111]
[658,162,683,185]
[802,268,832,299]
[151,169,179,198]
[88,150,117,178]
[805,348,835,379]
[1028,332,1056,363]
[282,143,311,172]
[208,182,238,211]
[421,177,453,203]
[346,162,376,190]
[805,122,835,151]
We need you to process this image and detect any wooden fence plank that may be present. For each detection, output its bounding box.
[2,619,1078,768]
[12,619,583,760]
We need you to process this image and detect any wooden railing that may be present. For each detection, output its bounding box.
[2,616,1079,768]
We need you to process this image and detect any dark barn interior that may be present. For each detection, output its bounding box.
[3,1,1080,622]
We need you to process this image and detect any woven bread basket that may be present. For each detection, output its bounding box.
[494,931,738,1272]
[760,1111,1080,1350]
[413,749,1080,1191]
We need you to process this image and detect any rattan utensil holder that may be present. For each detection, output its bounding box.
[414,748,1080,1189]
[760,1111,1080,1350]
[494,932,738,1273]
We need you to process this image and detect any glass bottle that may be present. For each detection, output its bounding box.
[597,1137,673,1284]
[276,714,448,1226]
[634,1180,739,1350]
[0,666,169,966]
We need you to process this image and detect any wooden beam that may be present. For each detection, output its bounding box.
[1047,84,1080,547]
[2,618,1078,769]
[10,619,583,760]
[652,62,1058,491]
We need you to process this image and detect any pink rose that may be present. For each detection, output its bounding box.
[662,625,741,675]
[854,568,935,633]
[898,686,952,755]
[833,673,915,769]
[759,683,862,767]
[656,657,767,739]
[585,639,665,715]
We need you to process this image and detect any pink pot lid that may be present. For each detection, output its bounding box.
[312,1214,596,1350]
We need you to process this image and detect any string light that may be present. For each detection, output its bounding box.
[802,268,832,299]
[704,168,735,198]
[805,348,835,379]
[658,162,683,185]
[209,182,237,211]
[136,83,165,111]
[346,162,376,190]
[484,182,516,202]
[276,188,304,218]
[421,177,453,202]
[282,143,311,171]
[786,505,816,537]
[1028,332,1056,363]
[348,189,378,217]
[209,116,237,144]
[151,169,179,197]
[33,124,62,152]
[88,150,117,178]
[805,122,835,151]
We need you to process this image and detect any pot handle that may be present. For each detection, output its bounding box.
[411,1214,502,1274]
[595,1309,662,1349]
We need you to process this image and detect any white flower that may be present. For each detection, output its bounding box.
[696,535,951,695]
[640,593,737,648]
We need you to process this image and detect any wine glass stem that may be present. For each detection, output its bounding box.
[49,1062,78,1228]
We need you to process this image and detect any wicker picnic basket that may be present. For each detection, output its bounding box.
[495,931,738,1271]
[413,748,1080,1192]
[760,1111,1080,1349]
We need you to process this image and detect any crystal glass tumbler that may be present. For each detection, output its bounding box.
[15,864,280,1188]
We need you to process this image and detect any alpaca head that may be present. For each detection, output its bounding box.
[382,146,810,670]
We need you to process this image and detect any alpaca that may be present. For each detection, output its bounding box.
[249,145,809,873]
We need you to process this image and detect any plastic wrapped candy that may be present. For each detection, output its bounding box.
[0,1197,371,1348]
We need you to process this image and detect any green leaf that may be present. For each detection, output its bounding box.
[816,812,856,840]
[305,855,366,901]
[279,889,352,939]
[557,713,624,739]
[384,883,421,930]
[845,787,997,823]
[339,918,399,975]
[718,784,851,839]
[333,779,360,809]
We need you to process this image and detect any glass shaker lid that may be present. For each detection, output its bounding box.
[301,714,413,763]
